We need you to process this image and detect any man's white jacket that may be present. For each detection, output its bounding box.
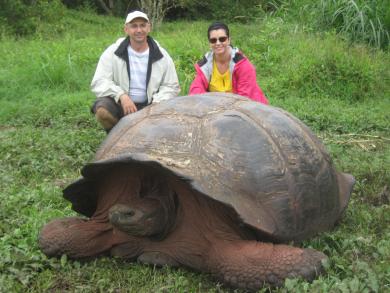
[91,36,180,104]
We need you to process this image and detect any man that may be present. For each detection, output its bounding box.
[91,10,180,131]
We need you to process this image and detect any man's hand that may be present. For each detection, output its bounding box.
[119,94,137,115]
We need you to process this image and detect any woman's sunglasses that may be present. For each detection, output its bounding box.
[209,36,228,44]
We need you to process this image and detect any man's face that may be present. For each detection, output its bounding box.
[124,18,150,44]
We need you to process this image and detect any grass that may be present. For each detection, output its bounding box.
[0,8,389,292]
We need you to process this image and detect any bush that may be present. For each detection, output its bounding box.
[272,0,390,49]
[167,0,264,22]
[315,0,390,49]
[0,0,65,36]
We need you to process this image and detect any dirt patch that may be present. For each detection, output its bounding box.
[372,185,390,206]
[0,125,17,132]
[48,276,74,292]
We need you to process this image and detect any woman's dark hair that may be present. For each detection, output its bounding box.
[207,22,230,39]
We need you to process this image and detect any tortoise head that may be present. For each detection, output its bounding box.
[108,171,178,240]
[64,162,178,241]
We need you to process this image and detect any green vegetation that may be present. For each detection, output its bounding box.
[1,7,389,293]
[287,0,390,49]
[314,0,390,49]
[1,0,389,48]
[0,0,65,36]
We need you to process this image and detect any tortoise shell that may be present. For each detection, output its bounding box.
[64,93,353,241]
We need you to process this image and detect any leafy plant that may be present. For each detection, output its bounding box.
[0,0,66,36]
[316,0,390,49]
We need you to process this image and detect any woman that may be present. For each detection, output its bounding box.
[189,22,268,104]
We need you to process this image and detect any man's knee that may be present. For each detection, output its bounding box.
[95,107,119,131]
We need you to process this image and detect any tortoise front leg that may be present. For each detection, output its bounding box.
[207,240,326,290]
[39,217,138,259]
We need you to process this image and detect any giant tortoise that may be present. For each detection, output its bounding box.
[39,93,355,290]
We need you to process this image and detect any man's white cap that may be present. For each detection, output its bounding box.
[125,11,149,24]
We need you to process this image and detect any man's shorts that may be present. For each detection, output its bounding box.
[91,96,149,120]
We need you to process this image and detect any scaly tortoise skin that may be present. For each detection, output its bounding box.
[39,93,354,290]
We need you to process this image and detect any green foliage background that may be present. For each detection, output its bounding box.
[1,0,389,48]
[0,4,389,293]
